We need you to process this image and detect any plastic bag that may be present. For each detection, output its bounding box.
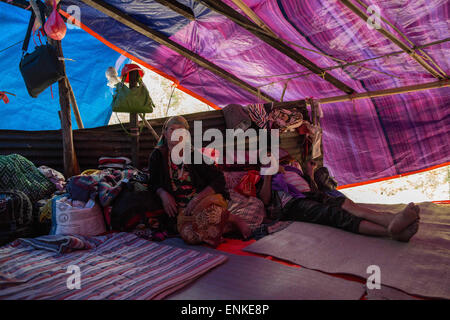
[234,170,261,197]
[44,0,67,41]
[50,195,106,236]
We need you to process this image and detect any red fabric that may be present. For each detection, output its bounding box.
[121,63,144,82]
[234,170,261,197]
[0,92,10,104]
[98,158,127,165]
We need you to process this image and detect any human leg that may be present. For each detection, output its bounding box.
[342,199,420,234]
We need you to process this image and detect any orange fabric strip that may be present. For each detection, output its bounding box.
[337,162,450,190]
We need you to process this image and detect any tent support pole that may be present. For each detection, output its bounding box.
[79,0,276,102]
[339,0,446,80]
[50,38,80,178]
[66,79,84,129]
[130,113,140,168]
[195,0,355,94]
[273,80,449,108]
[153,0,195,21]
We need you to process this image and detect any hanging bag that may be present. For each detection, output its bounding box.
[111,77,155,114]
[19,10,65,98]
[44,0,67,41]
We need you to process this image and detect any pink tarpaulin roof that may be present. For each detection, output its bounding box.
[59,0,450,185]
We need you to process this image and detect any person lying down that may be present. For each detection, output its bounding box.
[256,153,420,242]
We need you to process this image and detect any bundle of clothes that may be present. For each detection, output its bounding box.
[222,100,323,160]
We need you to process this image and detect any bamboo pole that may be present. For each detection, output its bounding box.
[138,114,160,142]
[353,0,447,78]
[130,113,140,168]
[273,80,449,108]
[65,78,84,129]
[153,0,195,21]
[52,40,80,177]
[339,0,446,80]
[195,0,355,94]
[228,0,276,36]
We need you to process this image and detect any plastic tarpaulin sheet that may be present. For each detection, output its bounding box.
[1,0,449,186]
[0,2,120,130]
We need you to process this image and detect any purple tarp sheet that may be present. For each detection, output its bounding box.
[58,0,449,185]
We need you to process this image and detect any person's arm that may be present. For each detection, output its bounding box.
[148,149,177,217]
[303,159,319,192]
[148,149,163,193]
[258,175,273,206]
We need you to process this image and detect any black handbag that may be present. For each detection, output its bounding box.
[19,11,65,98]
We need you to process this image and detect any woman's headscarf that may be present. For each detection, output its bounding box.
[156,115,190,147]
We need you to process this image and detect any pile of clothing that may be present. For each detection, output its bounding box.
[222,100,323,161]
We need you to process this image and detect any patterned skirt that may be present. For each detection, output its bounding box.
[177,194,229,248]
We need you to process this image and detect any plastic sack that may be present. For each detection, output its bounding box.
[50,195,106,236]
[234,170,261,197]
[44,0,67,41]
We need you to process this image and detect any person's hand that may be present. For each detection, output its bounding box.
[158,189,177,217]
[305,160,317,177]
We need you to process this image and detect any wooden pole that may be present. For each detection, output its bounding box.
[66,78,84,129]
[153,0,195,21]
[48,37,80,177]
[339,0,446,80]
[55,51,80,176]
[272,80,449,108]
[228,0,276,36]
[79,0,276,102]
[130,113,140,168]
[196,0,355,94]
[138,114,160,142]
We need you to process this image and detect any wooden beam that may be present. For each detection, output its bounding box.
[0,0,31,10]
[153,0,195,21]
[65,78,84,129]
[228,0,275,36]
[138,114,160,142]
[273,80,449,108]
[195,0,355,94]
[339,0,446,80]
[130,113,139,168]
[49,38,80,177]
[79,0,275,102]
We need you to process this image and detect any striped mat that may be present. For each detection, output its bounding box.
[0,233,227,300]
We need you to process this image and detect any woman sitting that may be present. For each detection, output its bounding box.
[148,116,251,247]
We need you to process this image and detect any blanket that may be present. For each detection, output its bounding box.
[66,169,136,206]
[0,232,227,300]
[14,234,103,254]
[0,154,55,202]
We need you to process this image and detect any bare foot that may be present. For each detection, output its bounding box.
[388,203,420,235]
[392,220,419,242]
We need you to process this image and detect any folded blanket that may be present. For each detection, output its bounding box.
[14,234,104,254]
[66,169,136,206]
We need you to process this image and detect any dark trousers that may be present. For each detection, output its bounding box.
[282,192,362,234]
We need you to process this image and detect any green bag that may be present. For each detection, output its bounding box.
[111,78,155,113]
